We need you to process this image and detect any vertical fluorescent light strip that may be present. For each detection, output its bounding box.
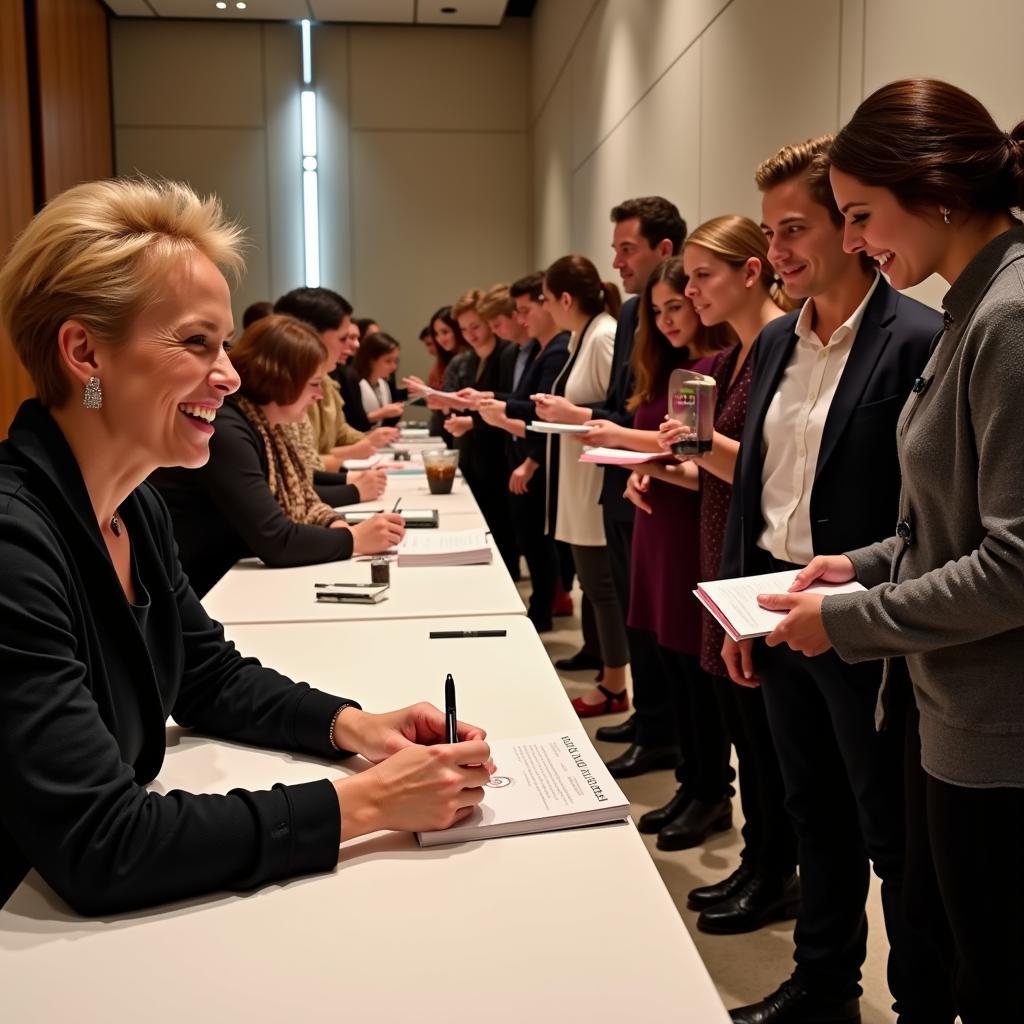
[299,20,320,287]
[301,19,312,86]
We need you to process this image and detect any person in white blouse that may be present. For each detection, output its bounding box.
[532,256,628,716]
[350,331,405,427]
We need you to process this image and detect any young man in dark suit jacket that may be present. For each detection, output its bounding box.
[718,140,945,1024]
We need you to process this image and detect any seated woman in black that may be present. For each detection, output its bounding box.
[0,178,492,914]
[153,313,405,597]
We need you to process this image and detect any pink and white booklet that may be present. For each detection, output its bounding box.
[579,446,674,466]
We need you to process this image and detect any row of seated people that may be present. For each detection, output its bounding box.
[0,77,1021,1024]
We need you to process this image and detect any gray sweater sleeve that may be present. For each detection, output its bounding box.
[823,297,1024,663]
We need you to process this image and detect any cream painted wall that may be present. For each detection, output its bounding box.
[110,19,531,380]
[530,0,1024,311]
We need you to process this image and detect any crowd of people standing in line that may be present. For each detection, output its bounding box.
[0,77,1022,1024]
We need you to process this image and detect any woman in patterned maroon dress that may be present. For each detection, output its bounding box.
[655,216,801,934]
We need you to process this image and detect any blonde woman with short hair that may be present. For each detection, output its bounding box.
[0,178,492,915]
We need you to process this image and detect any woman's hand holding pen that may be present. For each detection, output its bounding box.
[332,701,487,763]
[333,703,494,840]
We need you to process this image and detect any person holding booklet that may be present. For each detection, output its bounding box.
[753,82,1024,1022]
[608,256,737,847]
[0,178,492,915]
[645,216,800,933]
[533,256,627,717]
[715,138,940,1024]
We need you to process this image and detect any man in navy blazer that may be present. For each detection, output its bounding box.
[718,140,944,1024]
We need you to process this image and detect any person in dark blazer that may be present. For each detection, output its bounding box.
[0,178,492,915]
[718,139,941,1024]
[475,272,571,631]
[532,198,689,772]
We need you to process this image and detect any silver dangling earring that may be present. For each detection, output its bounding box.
[941,207,952,225]
[83,375,103,410]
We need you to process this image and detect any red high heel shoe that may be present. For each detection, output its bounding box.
[571,685,629,719]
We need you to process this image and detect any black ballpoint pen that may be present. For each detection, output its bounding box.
[429,629,507,639]
[444,673,457,744]
[392,497,402,512]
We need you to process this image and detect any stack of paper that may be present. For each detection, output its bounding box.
[695,569,866,641]
[396,528,493,567]
[579,446,673,466]
[417,731,630,846]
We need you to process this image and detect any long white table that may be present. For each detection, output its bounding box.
[0,616,728,1023]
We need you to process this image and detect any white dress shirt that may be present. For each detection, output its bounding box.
[758,274,880,564]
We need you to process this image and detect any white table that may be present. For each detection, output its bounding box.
[202,535,524,625]
[0,616,728,1023]
[340,472,485,527]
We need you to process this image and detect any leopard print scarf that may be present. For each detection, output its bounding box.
[235,397,339,528]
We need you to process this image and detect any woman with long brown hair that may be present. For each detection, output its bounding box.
[650,216,801,930]
[758,80,1024,1021]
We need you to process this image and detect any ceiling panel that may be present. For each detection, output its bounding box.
[416,0,506,25]
[310,0,413,22]
[144,1,312,18]
[110,0,511,23]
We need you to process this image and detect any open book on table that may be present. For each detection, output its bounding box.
[695,569,866,642]
[417,731,630,847]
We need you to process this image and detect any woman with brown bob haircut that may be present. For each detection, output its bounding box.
[154,312,404,597]
[755,79,1024,1021]
[0,178,490,917]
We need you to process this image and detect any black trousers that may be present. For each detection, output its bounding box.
[462,457,518,580]
[759,644,943,1015]
[714,674,797,877]
[602,511,676,745]
[900,668,1024,1023]
[509,476,556,628]
[652,643,732,799]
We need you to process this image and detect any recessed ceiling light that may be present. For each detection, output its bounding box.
[236,1,247,8]
[215,1,226,8]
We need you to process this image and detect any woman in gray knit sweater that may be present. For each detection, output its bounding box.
[752,81,1024,1023]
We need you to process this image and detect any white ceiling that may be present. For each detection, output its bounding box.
[104,0,510,26]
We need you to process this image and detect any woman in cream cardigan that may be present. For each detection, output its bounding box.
[533,256,628,716]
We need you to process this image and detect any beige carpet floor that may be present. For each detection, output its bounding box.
[531,585,896,1024]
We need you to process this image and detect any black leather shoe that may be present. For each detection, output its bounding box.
[698,870,800,935]
[656,796,732,850]
[554,650,603,672]
[595,713,637,744]
[605,742,679,779]
[637,786,690,834]
[729,978,861,1023]
[687,861,757,910]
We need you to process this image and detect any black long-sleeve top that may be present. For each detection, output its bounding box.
[0,401,356,915]
[502,332,571,464]
[151,400,354,598]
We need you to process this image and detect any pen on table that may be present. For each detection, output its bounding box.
[429,629,508,639]
[314,582,386,588]
[444,673,457,743]
[392,497,402,512]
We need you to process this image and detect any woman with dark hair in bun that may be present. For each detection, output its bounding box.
[533,255,627,716]
[756,80,1024,1021]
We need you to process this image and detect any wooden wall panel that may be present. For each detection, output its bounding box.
[0,1,37,437]
[36,0,113,200]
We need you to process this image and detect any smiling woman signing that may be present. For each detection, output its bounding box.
[0,178,491,915]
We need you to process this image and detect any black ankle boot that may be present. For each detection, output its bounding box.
[686,861,757,910]
[637,786,691,834]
